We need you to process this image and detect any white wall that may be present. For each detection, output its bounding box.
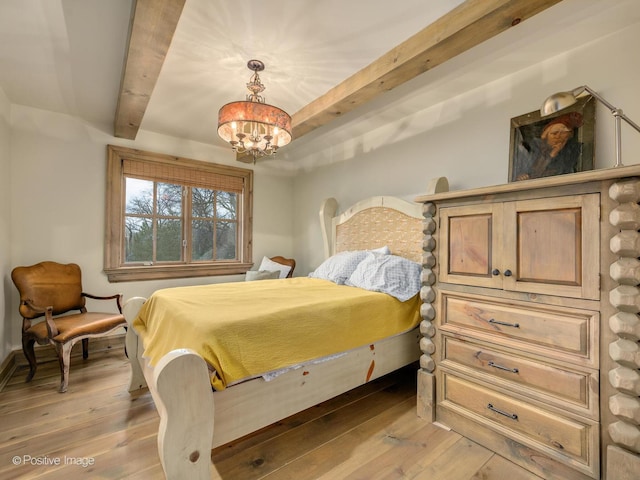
[0,86,11,363]
[6,108,293,351]
[292,22,640,275]
[4,17,639,359]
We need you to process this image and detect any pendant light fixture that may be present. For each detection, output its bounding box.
[217,60,292,162]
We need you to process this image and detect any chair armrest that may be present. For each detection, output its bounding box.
[22,300,59,338]
[43,306,59,338]
[82,292,124,313]
[21,298,47,314]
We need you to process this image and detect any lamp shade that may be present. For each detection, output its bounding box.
[217,59,292,161]
[217,101,292,149]
[540,90,581,116]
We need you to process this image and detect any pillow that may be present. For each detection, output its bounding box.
[308,250,369,285]
[246,270,281,281]
[346,252,421,301]
[370,245,391,255]
[258,256,292,279]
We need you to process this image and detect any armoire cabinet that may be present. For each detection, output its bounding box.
[415,166,640,480]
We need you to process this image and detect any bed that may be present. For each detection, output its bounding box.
[123,186,446,480]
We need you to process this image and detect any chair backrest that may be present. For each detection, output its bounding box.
[270,256,296,278]
[11,261,85,319]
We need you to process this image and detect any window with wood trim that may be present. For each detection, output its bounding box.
[105,145,253,282]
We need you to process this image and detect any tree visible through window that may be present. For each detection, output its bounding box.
[105,146,253,282]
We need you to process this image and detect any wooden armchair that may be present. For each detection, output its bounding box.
[11,261,126,393]
[270,256,296,278]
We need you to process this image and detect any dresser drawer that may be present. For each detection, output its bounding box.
[441,336,599,418]
[439,371,598,472]
[439,291,598,368]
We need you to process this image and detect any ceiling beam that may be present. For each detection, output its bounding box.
[113,0,186,139]
[113,0,561,160]
[290,0,563,140]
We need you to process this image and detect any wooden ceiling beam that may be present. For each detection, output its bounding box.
[113,0,186,139]
[290,0,563,140]
[114,0,562,157]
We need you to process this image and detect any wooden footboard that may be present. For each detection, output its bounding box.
[124,297,214,478]
[123,297,421,480]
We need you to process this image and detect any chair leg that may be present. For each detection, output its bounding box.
[21,336,37,382]
[55,343,73,393]
[82,338,89,359]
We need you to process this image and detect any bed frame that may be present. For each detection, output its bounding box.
[123,183,447,479]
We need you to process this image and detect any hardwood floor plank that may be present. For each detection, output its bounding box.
[3,348,127,393]
[2,419,158,479]
[405,436,494,480]
[0,395,155,462]
[118,463,166,480]
[37,425,160,479]
[0,382,138,440]
[266,398,442,480]
[211,368,408,462]
[0,356,130,411]
[0,340,544,480]
[337,421,462,480]
[471,454,544,480]
[210,374,416,479]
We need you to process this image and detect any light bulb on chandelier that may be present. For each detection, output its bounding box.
[217,60,292,162]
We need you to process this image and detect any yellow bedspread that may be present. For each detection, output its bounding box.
[133,277,420,390]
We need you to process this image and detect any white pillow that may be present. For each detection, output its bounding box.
[246,270,281,281]
[346,252,421,301]
[308,250,369,285]
[370,245,391,255]
[258,256,292,279]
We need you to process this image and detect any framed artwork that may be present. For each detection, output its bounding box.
[508,95,595,182]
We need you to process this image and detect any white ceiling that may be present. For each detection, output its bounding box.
[140,0,466,144]
[1,0,640,171]
[0,0,132,128]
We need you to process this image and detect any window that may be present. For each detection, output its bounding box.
[105,145,253,282]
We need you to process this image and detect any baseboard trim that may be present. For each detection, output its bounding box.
[0,351,17,391]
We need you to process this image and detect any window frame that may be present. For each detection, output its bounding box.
[105,145,253,282]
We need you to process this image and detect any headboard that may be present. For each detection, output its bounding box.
[319,178,448,264]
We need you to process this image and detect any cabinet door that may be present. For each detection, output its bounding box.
[502,194,600,300]
[439,203,504,288]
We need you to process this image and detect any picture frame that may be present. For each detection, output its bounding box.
[508,95,595,182]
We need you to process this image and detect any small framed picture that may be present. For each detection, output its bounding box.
[508,95,595,182]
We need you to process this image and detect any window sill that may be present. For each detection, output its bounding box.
[104,263,253,282]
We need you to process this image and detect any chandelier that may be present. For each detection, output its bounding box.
[217,60,292,161]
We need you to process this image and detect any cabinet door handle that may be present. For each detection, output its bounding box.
[488,318,520,328]
[487,403,518,420]
[488,361,519,374]
[492,269,500,276]
[504,269,512,277]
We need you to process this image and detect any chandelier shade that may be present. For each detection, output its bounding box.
[217,60,292,161]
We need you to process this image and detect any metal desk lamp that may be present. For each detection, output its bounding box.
[541,85,640,167]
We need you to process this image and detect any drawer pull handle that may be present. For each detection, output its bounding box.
[487,403,518,420]
[488,318,520,328]
[488,361,519,374]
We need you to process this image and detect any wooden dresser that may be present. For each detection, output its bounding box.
[415,166,640,480]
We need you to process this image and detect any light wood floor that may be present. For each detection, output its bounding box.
[0,344,543,480]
